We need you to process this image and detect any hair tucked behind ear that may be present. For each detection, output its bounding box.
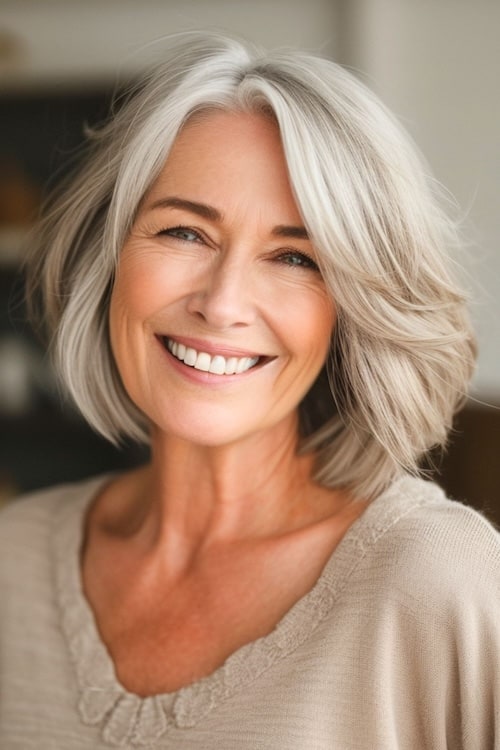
[26,31,476,500]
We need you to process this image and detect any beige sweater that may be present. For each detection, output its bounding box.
[0,474,498,749]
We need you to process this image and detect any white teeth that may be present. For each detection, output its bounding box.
[209,355,226,375]
[184,347,197,366]
[166,338,259,376]
[195,352,211,372]
[236,358,248,374]
[225,357,238,375]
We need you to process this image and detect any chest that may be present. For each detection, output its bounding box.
[83,540,331,697]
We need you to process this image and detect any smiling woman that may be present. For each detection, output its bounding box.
[1,31,498,750]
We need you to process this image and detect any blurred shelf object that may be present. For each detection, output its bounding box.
[0,158,40,267]
[0,228,28,268]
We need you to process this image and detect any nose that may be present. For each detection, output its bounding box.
[186,253,257,329]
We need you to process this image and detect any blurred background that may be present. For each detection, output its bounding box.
[0,0,499,521]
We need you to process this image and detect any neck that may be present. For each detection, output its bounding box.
[104,414,343,559]
[151,415,311,536]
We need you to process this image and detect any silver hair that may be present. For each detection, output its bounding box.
[27,32,476,500]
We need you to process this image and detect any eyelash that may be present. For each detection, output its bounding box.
[276,250,319,272]
[159,225,204,243]
[158,225,319,272]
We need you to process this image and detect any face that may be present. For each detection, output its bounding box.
[110,110,336,448]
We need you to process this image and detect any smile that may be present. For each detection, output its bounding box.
[163,337,260,375]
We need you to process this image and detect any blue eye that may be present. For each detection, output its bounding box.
[160,226,203,242]
[279,251,319,271]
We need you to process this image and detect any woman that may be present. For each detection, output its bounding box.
[1,33,498,749]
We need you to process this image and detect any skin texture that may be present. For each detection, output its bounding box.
[83,111,368,696]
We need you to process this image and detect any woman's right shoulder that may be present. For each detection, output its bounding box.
[0,483,66,544]
[0,485,64,598]
[1,478,86,528]
[0,475,110,568]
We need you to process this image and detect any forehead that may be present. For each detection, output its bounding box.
[174,108,281,153]
[163,109,284,179]
[143,109,304,226]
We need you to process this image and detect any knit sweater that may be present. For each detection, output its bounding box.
[0,474,498,749]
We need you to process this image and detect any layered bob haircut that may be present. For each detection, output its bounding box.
[27,32,476,500]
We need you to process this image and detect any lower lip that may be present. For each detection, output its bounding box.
[156,337,263,386]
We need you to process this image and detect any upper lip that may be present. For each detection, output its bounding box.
[159,334,269,360]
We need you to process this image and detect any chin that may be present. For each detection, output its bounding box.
[149,407,263,448]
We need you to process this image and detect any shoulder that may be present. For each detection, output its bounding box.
[381,475,499,572]
[0,482,67,536]
[0,474,110,580]
[339,478,500,746]
[0,484,65,569]
[363,475,500,619]
[0,475,100,538]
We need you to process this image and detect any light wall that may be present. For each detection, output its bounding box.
[0,0,338,89]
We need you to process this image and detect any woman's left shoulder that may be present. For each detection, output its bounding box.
[348,478,499,747]
[372,476,500,601]
[396,476,498,554]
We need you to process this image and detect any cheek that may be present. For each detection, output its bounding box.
[283,291,336,365]
[109,252,182,342]
[108,265,160,410]
[110,257,160,323]
[110,247,201,326]
[108,261,158,384]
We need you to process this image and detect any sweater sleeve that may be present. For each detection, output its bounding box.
[440,506,500,750]
[374,500,500,750]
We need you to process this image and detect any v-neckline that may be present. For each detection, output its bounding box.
[52,472,441,746]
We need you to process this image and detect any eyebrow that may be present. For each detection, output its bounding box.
[148,197,221,222]
[146,196,310,240]
[272,224,309,240]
